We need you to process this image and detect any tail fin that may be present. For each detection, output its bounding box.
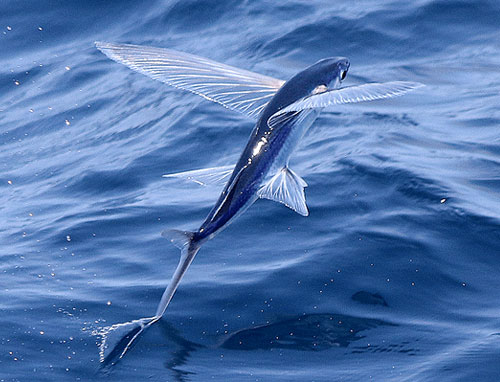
[95,229,201,368]
[157,229,200,317]
[96,315,159,368]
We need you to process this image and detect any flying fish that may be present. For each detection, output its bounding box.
[95,42,422,363]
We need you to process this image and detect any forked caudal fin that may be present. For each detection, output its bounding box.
[95,229,200,367]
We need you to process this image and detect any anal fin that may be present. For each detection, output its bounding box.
[257,167,309,216]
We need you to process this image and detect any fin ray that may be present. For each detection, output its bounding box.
[268,81,424,125]
[162,165,234,187]
[257,167,309,216]
[96,42,284,118]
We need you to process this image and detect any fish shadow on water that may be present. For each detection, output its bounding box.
[219,313,394,351]
[97,312,394,380]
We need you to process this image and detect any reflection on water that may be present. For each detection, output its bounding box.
[220,313,394,351]
[158,321,204,382]
[351,291,389,306]
[96,319,203,379]
[95,313,394,378]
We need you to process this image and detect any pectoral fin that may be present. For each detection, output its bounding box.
[268,81,424,127]
[96,42,284,119]
[257,167,309,216]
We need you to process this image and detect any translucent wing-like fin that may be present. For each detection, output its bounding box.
[268,81,424,125]
[162,165,234,187]
[257,167,309,216]
[96,42,285,118]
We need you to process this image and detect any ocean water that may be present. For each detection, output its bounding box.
[1,0,500,380]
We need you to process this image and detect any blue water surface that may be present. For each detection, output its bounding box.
[1,0,500,381]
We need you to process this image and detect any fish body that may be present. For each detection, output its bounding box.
[156,57,350,319]
[94,42,421,363]
[195,58,350,242]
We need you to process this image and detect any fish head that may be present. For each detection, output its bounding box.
[265,57,350,115]
[308,57,350,93]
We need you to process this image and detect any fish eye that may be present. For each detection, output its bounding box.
[340,70,347,80]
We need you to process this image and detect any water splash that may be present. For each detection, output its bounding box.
[91,316,158,367]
